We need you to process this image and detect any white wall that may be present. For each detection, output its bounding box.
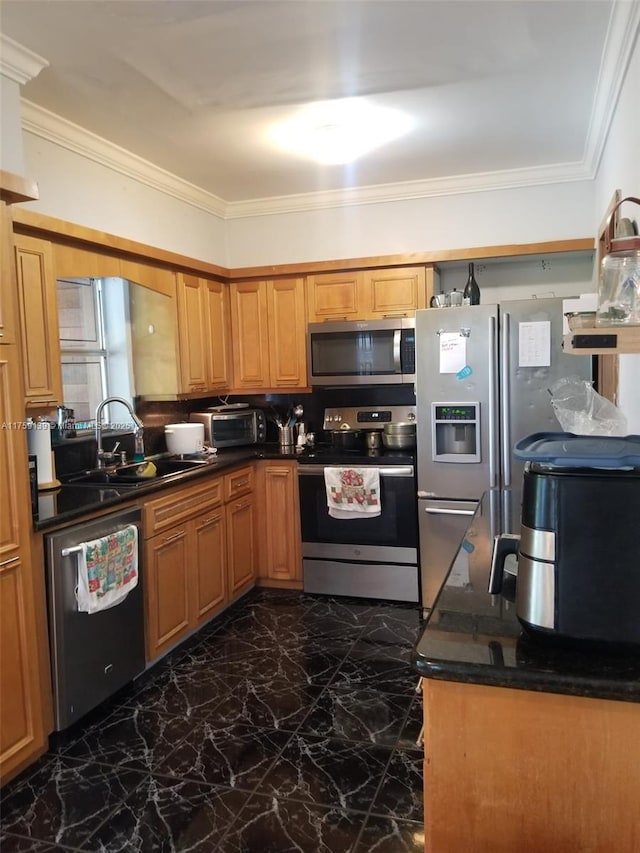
[225,182,596,268]
[19,133,227,265]
[0,75,25,175]
[593,30,640,431]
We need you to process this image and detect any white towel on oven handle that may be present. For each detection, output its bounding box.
[324,467,381,519]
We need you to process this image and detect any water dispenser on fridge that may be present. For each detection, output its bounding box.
[432,403,481,463]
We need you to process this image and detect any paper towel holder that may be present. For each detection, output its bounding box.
[27,418,61,491]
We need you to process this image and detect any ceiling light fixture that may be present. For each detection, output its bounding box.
[269,98,413,165]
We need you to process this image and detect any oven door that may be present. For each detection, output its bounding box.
[299,464,418,600]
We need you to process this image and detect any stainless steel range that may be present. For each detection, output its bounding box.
[299,406,419,602]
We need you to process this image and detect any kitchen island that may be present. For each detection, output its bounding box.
[413,489,640,853]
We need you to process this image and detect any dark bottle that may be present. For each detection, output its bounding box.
[463,262,481,305]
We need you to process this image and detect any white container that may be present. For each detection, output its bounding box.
[164,423,204,455]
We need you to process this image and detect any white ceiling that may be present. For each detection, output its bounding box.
[0,0,631,211]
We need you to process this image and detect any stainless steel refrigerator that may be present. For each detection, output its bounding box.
[415,298,593,612]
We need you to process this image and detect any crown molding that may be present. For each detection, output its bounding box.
[223,161,592,219]
[21,101,227,219]
[22,96,592,221]
[583,0,640,177]
[0,34,48,85]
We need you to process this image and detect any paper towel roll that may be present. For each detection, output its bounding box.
[27,420,60,490]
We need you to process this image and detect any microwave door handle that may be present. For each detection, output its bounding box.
[393,330,401,373]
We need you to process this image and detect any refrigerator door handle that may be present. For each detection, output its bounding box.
[501,311,512,487]
[488,314,499,488]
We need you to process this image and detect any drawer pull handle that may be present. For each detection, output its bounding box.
[0,556,20,568]
[28,399,56,405]
[202,516,219,525]
[233,479,249,488]
[164,530,186,544]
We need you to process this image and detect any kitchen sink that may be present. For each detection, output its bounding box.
[64,457,214,487]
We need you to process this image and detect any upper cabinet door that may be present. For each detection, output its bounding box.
[306,271,363,322]
[267,277,307,387]
[203,279,231,391]
[0,202,19,346]
[363,266,426,318]
[229,281,269,389]
[14,234,63,408]
[176,273,208,393]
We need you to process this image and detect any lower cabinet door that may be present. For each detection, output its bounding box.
[192,509,226,624]
[145,526,190,660]
[226,495,256,597]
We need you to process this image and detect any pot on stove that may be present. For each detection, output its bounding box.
[330,428,365,451]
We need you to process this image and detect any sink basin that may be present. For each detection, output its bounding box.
[65,457,213,487]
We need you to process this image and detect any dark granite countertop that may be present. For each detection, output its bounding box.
[413,489,640,703]
[33,445,302,531]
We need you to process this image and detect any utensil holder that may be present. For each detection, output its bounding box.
[278,425,295,447]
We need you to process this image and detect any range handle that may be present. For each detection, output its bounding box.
[299,465,414,478]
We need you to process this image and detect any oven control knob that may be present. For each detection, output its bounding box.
[407,412,416,421]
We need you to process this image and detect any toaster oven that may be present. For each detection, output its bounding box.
[190,408,267,448]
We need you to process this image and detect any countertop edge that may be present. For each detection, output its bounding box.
[33,446,300,531]
[413,654,640,704]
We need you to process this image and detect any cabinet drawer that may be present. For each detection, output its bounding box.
[224,465,254,501]
[143,476,222,536]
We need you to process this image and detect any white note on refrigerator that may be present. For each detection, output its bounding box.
[439,332,467,374]
[518,321,551,367]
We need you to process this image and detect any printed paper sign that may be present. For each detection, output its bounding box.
[518,321,551,367]
[439,332,467,374]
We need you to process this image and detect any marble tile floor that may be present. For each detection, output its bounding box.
[1,589,426,852]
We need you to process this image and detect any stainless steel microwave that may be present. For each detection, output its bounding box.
[190,408,267,448]
[307,318,416,386]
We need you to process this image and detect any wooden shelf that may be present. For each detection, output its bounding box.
[563,325,640,354]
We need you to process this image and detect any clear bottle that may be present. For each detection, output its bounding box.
[133,432,145,463]
[463,262,481,305]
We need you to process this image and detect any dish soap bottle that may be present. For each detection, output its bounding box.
[463,262,481,305]
[133,432,145,463]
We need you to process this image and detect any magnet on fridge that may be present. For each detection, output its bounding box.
[456,365,472,379]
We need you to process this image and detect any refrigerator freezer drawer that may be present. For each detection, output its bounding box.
[419,499,478,611]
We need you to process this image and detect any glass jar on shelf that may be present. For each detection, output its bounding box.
[596,196,640,326]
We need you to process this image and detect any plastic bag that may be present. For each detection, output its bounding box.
[549,376,627,436]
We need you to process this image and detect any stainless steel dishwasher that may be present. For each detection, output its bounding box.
[44,506,145,730]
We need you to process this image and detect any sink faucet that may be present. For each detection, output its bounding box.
[95,396,144,468]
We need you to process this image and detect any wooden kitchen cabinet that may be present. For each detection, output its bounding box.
[1,202,19,345]
[224,465,257,599]
[363,266,426,318]
[0,188,49,785]
[422,678,640,852]
[143,476,227,661]
[257,461,302,585]
[203,278,232,391]
[53,242,120,279]
[229,277,307,391]
[176,273,231,395]
[306,266,427,321]
[14,233,63,408]
[120,258,176,297]
[145,523,191,659]
[192,507,226,624]
[306,271,363,322]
